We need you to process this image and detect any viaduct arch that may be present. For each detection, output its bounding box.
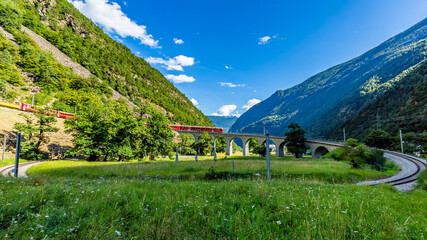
[175,130,343,159]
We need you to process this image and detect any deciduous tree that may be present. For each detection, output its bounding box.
[284,123,307,158]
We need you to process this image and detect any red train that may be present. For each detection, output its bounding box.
[20,103,75,119]
[2,101,219,130]
[169,124,224,133]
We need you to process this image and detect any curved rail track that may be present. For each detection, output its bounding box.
[0,162,41,177]
[358,150,426,191]
[381,151,426,186]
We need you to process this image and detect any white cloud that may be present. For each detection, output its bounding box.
[165,74,195,83]
[242,98,261,110]
[225,65,232,69]
[211,105,237,116]
[146,55,195,71]
[68,0,159,48]
[258,36,271,45]
[219,82,245,88]
[190,98,198,106]
[173,38,184,44]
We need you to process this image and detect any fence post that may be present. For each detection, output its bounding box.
[14,133,21,177]
[2,136,6,163]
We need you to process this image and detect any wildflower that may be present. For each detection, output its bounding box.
[277,220,282,225]
[6,203,11,206]
[115,231,121,236]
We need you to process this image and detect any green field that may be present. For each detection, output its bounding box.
[0,156,425,239]
[27,156,398,184]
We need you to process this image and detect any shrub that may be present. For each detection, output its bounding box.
[365,149,386,171]
[417,170,427,191]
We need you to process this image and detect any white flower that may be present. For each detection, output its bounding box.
[115,230,121,236]
[276,220,282,225]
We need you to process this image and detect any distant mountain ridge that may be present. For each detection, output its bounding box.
[208,116,238,133]
[232,18,427,138]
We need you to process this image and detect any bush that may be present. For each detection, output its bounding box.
[365,149,386,171]
[417,170,427,191]
[326,139,387,170]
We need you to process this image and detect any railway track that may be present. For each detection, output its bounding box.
[381,151,426,186]
[357,150,426,191]
[0,162,41,177]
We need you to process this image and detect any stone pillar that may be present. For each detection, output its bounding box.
[191,133,202,161]
[272,140,283,157]
[241,137,250,156]
[226,137,234,156]
[213,138,217,161]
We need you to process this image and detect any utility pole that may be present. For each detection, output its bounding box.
[399,130,404,153]
[2,136,6,163]
[266,131,270,181]
[14,133,21,178]
[31,94,35,106]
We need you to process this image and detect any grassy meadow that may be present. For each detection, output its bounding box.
[0,155,425,239]
[27,155,399,184]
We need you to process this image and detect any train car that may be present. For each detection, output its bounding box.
[0,101,20,110]
[169,125,224,133]
[20,103,41,113]
[58,111,75,119]
[46,109,60,117]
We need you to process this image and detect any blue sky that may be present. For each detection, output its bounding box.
[68,0,427,116]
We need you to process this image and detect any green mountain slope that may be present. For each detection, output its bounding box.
[232,18,427,138]
[329,60,427,140]
[0,0,212,126]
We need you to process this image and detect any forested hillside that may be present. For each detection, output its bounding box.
[0,0,212,126]
[232,18,427,138]
[329,60,427,140]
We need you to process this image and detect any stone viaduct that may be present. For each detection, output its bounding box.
[174,130,343,158]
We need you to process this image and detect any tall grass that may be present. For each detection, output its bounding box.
[27,157,397,183]
[0,176,425,239]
